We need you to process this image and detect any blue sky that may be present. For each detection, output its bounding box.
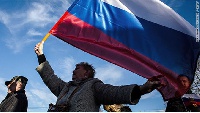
[0,0,197,112]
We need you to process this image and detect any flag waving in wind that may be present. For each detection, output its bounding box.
[47,0,200,100]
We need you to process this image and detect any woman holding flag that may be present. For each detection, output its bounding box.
[34,41,161,112]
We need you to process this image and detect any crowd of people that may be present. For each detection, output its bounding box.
[0,41,199,112]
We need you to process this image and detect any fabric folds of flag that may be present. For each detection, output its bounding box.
[182,94,200,107]
[49,0,200,100]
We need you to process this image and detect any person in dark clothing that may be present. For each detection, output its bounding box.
[34,41,162,112]
[0,76,28,112]
[165,74,194,112]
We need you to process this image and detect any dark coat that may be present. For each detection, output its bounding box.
[165,97,187,112]
[165,90,194,112]
[36,61,142,112]
[0,90,28,112]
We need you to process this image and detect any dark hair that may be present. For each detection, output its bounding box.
[76,62,95,78]
[178,74,191,82]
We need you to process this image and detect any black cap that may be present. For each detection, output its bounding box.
[5,76,28,86]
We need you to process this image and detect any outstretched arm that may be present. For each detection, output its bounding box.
[139,79,161,95]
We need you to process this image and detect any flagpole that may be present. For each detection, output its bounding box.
[42,33,51,42]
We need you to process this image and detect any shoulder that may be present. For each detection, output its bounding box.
[87,78,103,84]
[81,78,103,87]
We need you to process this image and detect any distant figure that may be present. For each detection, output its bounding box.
[0,76,28,112]
[165,74,194,112]
[34,41,161,112]
[103,104,132,112]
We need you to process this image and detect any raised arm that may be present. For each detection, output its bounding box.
[34,41,67,97]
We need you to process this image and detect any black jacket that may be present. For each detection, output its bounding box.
[165,90,193,112]
[0,90,28,112]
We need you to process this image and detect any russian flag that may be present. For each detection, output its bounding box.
[182,94,200,107]
[49,0,200,100]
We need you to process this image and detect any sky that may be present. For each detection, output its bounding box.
[0,0,198,112]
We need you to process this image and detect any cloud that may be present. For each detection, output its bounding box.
[2,2,58,34]
[27,29,43,36]
[27,82,56,111]
[5,36,36,53]
[0,78,7,91]
[1,1,69,53]
[54,57,76,81]
[96,64,124,84]
[0,78,7,102]
[140,90,162,101]
[25,2,58,28]
[0,11,10,25]
[28,88,56,104]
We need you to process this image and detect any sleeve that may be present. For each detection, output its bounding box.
[93,81,141,105]
[37,54,46,64]
[36,61,68,97]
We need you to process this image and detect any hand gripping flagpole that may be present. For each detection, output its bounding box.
[42,33,51,42]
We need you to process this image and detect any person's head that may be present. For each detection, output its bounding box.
[5,76,28,93]
[177,74,191,90]
[103,104,123,112]
[72,62,95,81]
